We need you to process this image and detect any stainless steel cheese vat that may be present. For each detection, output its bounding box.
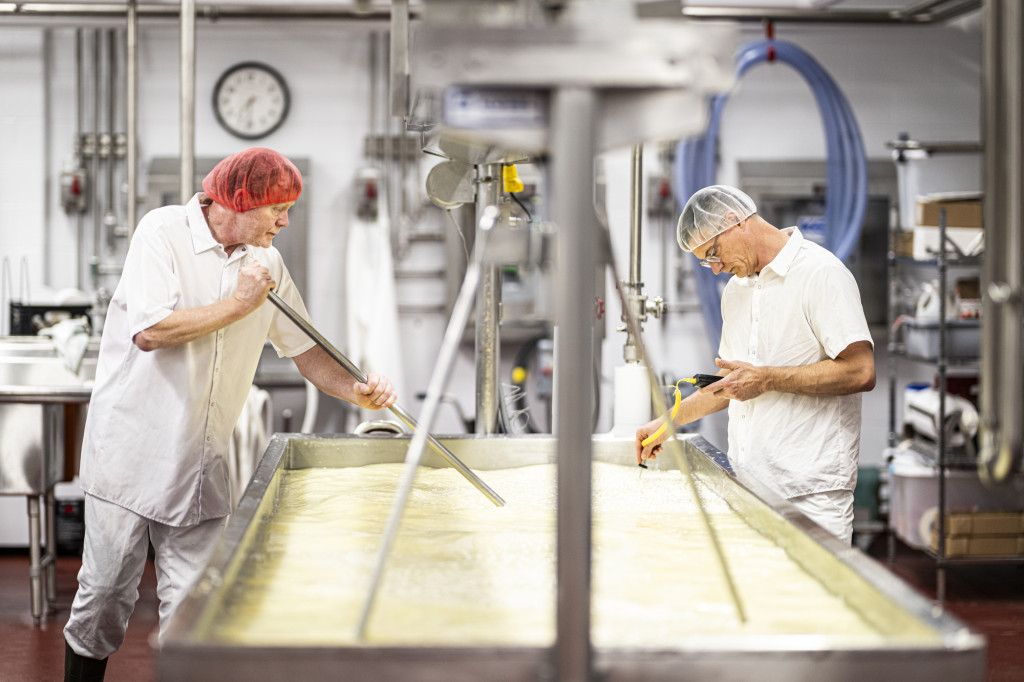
[159,433,985,681]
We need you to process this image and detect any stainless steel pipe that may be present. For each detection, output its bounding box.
[178,0,195,204]
[980,0,1024,481]
[475,164,502,435]
[552,86,597,682]
[126,0,138,238]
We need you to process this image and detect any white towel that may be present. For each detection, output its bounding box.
[229,386,273,508]
[345,169,406,424]
[904,387,979,447]
[38,317,90,374]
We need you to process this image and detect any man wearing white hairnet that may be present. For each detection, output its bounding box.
[635,185,875,545]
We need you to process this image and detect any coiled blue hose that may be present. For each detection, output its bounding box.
[676,39,868,352]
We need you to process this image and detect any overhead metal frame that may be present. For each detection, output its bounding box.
[0,1,981,25]
[655,0,982,24]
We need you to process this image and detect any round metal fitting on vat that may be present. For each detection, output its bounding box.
[353,420,406,436]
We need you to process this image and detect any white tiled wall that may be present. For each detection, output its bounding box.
[1,31,47,310]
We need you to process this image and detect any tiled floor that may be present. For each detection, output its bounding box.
[1,551,157,682]
[1,535,1022,682]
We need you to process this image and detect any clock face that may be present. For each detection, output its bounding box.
[213,62,290,140]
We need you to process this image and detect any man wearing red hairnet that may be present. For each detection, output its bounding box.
[63,148,397,680]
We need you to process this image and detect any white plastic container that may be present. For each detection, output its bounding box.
[889,452,1024,549]
[902,318,980,360]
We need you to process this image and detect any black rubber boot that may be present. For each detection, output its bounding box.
[64,640,108,682]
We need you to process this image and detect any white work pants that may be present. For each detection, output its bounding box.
[787,489,855,546]
[64,494,226,659]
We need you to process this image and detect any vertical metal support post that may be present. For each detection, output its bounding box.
[105,29,117,237]
[92,30,101,267]
[936,208,948,603]
[885,184,898,565]
[44,404,62,612]
[179,0,196,204]
[75,29,85,289]
[25,404,64,624]
[629,143,643,287]
[126,0,138,238]
[552,86,598,682]
[475,163,502,434]
[42,29,53,285]
[623,143,644,363]
[980,0,1024,481]
[46,486,57,609]
[389,0,409,119]
[27,496,42,624]
[389,0,410,251]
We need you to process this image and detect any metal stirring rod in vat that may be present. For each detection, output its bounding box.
[265,289,505,508]
[354,205,501,640]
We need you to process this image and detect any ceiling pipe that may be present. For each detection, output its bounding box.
[0,3,400,23]
[671,0,981,24]
[0,1,979,25]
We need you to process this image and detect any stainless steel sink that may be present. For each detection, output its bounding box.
[0,336,98,495]
[0,336,99,387]
[0,335,100,624]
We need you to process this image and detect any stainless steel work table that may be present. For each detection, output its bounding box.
[0,336,95,624]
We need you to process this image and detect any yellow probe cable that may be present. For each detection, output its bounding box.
[641,379,688,448]
[639,374,723,448]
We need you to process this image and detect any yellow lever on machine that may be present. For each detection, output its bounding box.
[502,164,524,193]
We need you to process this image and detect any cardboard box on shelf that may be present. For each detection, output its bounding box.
[945,511,1024,536]
[906,226,983,260]
[892,225,983,260]
[931,533,1024,558]
[929,511,1024,557]
[915,192,983,228]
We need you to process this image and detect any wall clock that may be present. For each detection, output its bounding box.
[213,62,291,140]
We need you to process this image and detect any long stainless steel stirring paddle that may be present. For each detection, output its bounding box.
[265,288,505,508]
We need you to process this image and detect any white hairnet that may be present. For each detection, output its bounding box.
[676,185,757,252]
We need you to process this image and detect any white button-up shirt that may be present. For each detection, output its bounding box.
[719,227,872,499]
[80,194,315,526]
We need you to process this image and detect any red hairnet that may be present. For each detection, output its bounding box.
[202,147,302,212]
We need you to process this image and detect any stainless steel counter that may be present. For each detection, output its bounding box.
[159,433,985,681]
[0,336,96,623]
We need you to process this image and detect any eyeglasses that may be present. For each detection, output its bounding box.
[699,234,722,268]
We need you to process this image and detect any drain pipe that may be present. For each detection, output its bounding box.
[103,29,117,248]
[179,0,195,204]
[91,29,101,276]
[623,143,646,364]
[126,0,138,239]
[74,29,86,289]
[979,0,1024,481]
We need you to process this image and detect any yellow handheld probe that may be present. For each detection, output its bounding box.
[640,374,723,451]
